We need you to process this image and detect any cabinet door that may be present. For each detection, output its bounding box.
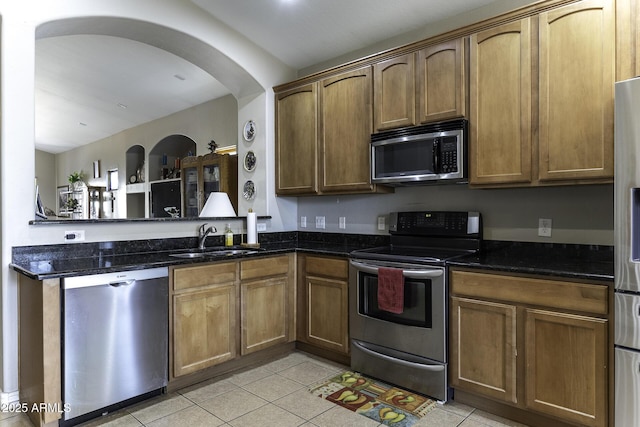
[525,309,607,427]
[241,277,288,355]
[469,19,532,185]
[275,84,318,195]
[538,0,614,182]
[173,285,236,377]
[319,67,374,193]
[450,296,517,404]
[616,0,640,81]
[416,38,466,123]
[306,274,349,354]
[373,54,415,131]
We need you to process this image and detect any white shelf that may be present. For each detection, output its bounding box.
[126,183,146,194]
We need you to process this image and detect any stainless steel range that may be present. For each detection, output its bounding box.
[349,211,482,402]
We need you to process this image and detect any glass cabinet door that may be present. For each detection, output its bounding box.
[182,167,199,217]
[202,163,221,207]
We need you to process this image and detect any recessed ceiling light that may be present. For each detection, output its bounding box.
[174,74,186,81]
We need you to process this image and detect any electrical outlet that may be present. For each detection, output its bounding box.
[300,216,307,228]
[315,216,325,229]
[538,218,552,237]
[377,216,386,231]
[256,223,267,232]
[64,230,85,242]
[339,217,346,229]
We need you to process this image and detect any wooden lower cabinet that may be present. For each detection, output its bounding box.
[240,255,295,355]
[297,255,349,358]
[450,297,517,404]
[524,309,607,426]
[171,262,238,378]
[450,269,609,427]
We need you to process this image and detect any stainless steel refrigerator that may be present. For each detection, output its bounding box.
[615,76,640,426]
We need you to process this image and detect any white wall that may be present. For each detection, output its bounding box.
[35,149,56,212]
[0,0,296,397]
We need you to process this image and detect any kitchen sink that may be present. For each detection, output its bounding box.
[169,248,260,259]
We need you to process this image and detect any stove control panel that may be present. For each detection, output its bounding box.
[389,211,481,237]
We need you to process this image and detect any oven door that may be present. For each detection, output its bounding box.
[349,259,446,363]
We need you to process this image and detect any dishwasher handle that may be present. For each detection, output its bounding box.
[109,280,135,287]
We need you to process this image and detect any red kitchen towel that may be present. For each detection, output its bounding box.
[377,267,404,314]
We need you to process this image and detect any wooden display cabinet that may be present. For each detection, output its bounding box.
[181,153,238,217]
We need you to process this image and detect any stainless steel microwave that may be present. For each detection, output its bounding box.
[370,119,467,185]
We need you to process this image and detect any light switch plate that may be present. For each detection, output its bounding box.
[257,223,267,232]
[64,230,85,242]
[315,216,325,229]
[300,216,307,228]
[377,216,385,231]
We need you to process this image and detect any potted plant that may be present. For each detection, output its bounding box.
[68,171,84,191]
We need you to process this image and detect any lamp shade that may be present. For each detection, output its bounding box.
[199,192,236,217]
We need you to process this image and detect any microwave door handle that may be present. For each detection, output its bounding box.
[349,260,443,278]
[433,138,440,173]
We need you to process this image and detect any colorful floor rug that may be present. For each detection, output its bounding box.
[309,371,437,426]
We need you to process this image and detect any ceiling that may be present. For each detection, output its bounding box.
[35,0,499,154]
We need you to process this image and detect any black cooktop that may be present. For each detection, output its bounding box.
[350,211,482,265]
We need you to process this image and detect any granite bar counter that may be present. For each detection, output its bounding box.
[10,231,389,280]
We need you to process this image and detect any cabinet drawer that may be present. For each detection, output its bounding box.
[305,256,348,279]
[173,262,237,291]
[450,270,608,315]
[241,255,289,281]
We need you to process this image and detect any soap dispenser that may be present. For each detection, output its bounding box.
[224,223,233,247]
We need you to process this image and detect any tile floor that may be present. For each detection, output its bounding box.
[0,351,528,427]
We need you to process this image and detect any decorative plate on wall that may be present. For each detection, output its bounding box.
[243,151,257,172]
[243,180,256,200]
[243,120,256,142]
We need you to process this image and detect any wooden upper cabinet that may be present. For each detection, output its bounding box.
[469,19,532,185]
[373,54,415,131]
[275,84,318,195]
[538,0,614,182]
[616,0,640,80]
[416,38,466,123]
[319,67,375,194]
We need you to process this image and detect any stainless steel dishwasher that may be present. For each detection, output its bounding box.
[61,267,168,426]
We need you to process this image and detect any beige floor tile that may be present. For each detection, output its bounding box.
[261,352,310,373]
[227,403,304,427]
[309,405,381,427]
[241,374,304,401]
[438,400,475,418]
[278,361,342,386]
[180,378,240,403]
[0,413,35,427]
[145,405,225,427]
[274,387,336,420]
[412,406,465,426]
[198,388,268,422]
[467,410,529,427]
[127,393,193,425]
[79,412,143,427]
[229,366,274,387]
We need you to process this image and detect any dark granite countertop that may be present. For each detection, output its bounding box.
[449,241,614,282]
[11,232,613,282]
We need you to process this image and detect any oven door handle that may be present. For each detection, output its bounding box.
[352,340,445,372]
[349,260,443,278]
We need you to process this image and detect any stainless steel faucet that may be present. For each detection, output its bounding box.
[198,223,216,250]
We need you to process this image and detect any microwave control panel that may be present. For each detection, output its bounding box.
[438,137,458,173]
